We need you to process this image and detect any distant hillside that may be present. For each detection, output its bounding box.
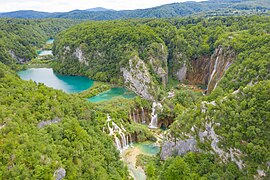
[0,0,269,20]
[85,7,115,12]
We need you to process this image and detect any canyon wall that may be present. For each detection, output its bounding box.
[175,46,236,93]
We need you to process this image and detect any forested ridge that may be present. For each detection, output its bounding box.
[53,15,270,97]
[0,19,79,67]
[0,0,269,20]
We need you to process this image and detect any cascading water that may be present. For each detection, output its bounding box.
[114,136,122,151]
[106,114,131,152]
[133,111,137,123]
[129,134,133,145]
[207,56,219,91]
[137,109,140,123]
[148,102,162,129]
[141,107,146,124]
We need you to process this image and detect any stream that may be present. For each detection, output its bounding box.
[122,142,160,180]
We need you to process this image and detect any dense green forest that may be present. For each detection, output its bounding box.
[0,19,79,66]
[0,0,269,20]
[0,8,270,179]
[53,15,270,99]
[52,15,270,179]
[148,80,270,179]
[0,63,130,179]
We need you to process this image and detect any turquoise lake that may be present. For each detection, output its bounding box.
[134,142,160,155]
[46,38,54,44]
[88,88,137,103]
[17,68,94,93]
[38,50,53,56]
[17,68,136,102]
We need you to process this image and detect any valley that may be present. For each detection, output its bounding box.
[0,1,270,179]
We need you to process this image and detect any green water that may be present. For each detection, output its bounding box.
[17,68,94,93]
[46,38,54,44]
[134,142,160,155]
[38,50,53,56]
[88,88,136,102]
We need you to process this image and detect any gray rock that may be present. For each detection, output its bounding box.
[38,117,61,128]
[176,64,187,81]
[54,168,66,180]
[121,56,154,100]
[160,137,199,160]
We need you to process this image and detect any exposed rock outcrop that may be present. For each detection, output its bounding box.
[121,56,155,100]
[206,46,235,93]
[8,50,28,63]
[161,136,199,160]
[148,43,168,86]
[37,117,61,128]
[53,168,66,180]
[176,64,187,82]
[74,47,89,66]
[161,100,245,169]
[175,46,236,93]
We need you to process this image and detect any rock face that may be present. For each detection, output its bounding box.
[8,50,28,63]
[176,64,187,82]
[161,136,199,160]
[148,43,168,86]
[206,46,235,93]
[74,47,89,66]
[175,46,236,93]
[121,56,155,100]
[37,117,61,128]
[186,56,210,85]
[53,168,66,180]
[161,100,245,169]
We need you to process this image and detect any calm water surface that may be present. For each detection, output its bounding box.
[88,88,136,102]
[17,68,94,93]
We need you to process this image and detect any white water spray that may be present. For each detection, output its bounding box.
[106,114,131,152]
[141,107,146,124]
[207,56,219,90]
[148,102,162,129]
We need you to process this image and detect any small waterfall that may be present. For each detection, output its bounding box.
[208,56,219,90]
[129,134,133,145]
[114,136,122,151]
[141,107,146,124]
[137,109,140,123]
[133,111,137,123]
[106,114,131,152]
[129,112,132,122]
[148,102,161,129]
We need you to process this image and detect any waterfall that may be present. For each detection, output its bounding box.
[106,114,131,152]
[129,112,132,122]
[141,107,146,124]
[137,109,140,123]
[133,111,137,123]
[148,102,159,129]
[208,56,219,90]
[129,134,133,145]
[114,136,122,151]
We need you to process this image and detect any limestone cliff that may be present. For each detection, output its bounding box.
[161,101,244,169]
[56,42,168,100]
[175,46,235,93]
[121,56,155,100]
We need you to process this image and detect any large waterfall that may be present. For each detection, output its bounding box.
[106,114,131,152]
[207,56,219,91]
[148,102,162,129]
